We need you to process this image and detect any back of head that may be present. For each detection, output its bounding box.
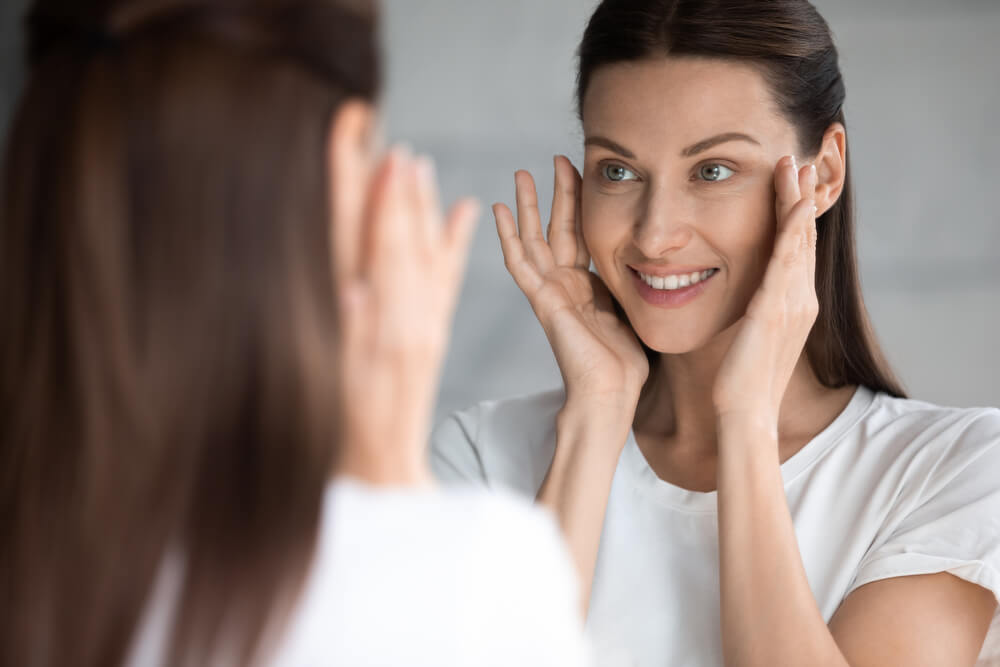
[0,1,379,664]
[576,0,905,398]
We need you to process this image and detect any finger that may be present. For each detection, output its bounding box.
[573,169,590,269]
[773,155,801,230]
[802,164,819,276]
[415,155,443,249]
[338,280,373,363]
[493,202,544,293]
[799,161,818,203]
[370,146,412,287]
[515,170,556,272]
[357,149,401,282]
[763,196,819,296]
[548,155,583,268]
[442,197,480,289]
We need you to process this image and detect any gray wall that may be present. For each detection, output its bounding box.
[3,1,998,423]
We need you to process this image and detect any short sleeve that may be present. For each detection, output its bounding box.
[429,404,489,485]
[847,409,1000,605]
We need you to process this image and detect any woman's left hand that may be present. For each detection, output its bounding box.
[712,156,819,431]
[338,148,479,485]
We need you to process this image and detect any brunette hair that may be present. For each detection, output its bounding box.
[0,1,379,665]
[577,0,905,398]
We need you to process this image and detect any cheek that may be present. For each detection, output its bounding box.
[580,191,633,270]
[696,189,775,279]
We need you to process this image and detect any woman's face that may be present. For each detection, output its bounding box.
[581,57,805,354]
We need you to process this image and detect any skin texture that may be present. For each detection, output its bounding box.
[494,57,997,665]
[329,102,479,486]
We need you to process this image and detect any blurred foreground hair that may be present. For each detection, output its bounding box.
[0,1,379,664]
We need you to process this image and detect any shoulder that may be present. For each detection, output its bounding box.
[862,391,1000,477]
[844,396,1000,640]
[275,479,588,666]
[429,387,566,496]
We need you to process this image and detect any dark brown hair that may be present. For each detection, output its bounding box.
[0,1,379,665]
[577,0,905,398]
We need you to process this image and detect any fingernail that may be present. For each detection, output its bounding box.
[790,155,798,171]
[809,164,818,181]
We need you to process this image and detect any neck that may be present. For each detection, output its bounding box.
[634,324,852,459]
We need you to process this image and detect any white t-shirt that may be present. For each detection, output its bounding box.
[430,385,1000,667]
[127,479,591,666]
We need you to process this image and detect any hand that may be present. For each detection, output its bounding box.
[713,156,820,429]
[338,147,479,485]
[494,156,648,413]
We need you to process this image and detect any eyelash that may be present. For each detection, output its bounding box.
[597,160,738,184]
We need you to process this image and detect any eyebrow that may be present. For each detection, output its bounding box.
[584,131,762,160]
[584,136,636,159]
[681,132,761,157]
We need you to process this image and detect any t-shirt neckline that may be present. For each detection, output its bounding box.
[620,385,877,513]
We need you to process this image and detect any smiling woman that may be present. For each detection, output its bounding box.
[431,1,1000,666]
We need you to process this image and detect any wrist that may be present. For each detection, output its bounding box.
[552,399,634,467]
[563,384,641,419]
[336,447,434,487]
[715,411,779,457]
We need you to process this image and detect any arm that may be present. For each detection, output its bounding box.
[538,402,633,612]
[713,156,996,666]
[493,156,648,609]
[716,418,996,666]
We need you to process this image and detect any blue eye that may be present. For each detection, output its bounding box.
[698,164,734,182]
[602,164,638,182]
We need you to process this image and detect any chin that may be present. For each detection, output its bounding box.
[625,304,744,356]
[629,318,715,355]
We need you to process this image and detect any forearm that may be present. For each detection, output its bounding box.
[716,418,849,667]
[538,401,632,614]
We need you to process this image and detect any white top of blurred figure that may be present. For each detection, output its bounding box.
[127,479,592,666]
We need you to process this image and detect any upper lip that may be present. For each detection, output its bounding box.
[628,264,718,277]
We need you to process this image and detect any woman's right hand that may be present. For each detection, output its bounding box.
[494,156,649,413]
[496,157,646,611]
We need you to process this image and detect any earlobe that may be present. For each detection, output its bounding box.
[812,122,847,217]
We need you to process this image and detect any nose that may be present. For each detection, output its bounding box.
[632,186,693,259]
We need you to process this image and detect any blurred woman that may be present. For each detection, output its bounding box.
[0,1,589,665]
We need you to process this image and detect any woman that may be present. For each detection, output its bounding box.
[431,1,1000,665]
[0,1,590,665]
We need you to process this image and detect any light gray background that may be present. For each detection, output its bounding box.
[3,1,998,424]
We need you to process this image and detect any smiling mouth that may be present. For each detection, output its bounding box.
[632,267,720,291]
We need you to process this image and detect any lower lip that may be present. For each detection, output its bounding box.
[630,269,716,308]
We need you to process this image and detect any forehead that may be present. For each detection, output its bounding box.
[582,57,792,151]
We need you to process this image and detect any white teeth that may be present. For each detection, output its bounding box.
[637,268,717,291]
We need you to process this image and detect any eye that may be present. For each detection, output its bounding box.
[697,164,735,182]
[602,164,638,182]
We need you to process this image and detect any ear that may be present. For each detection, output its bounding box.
[327,100,378,284]
[810,122,847,217]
